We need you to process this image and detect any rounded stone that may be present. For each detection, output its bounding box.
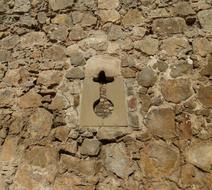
[137,67,156,87]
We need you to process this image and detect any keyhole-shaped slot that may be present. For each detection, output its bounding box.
[93,71,114,118]
[93,71,114,84]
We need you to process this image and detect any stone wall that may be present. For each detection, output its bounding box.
[0,0,212,189]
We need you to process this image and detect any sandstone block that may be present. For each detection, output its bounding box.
[152,17,186,35]
[161,79,192,103]
[146,108,176,139]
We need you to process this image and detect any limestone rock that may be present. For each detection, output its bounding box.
[146,108,176,139]
[137,67,156,87]
[54,126,70,141]
[186,142,212,172]
[80,13,97,27]
[0,50,11,62]
[25,146,58,168]
[108,25,123,41]
[98,10,120,23]
[98,0,119,9]
[80,139,101,156]
[198,85,212,108]
[201,55,212,76]
[0,137,19,162]
[37,70,63,87]
[14,164,43,189]
[170,63,192,78]
[29,108,53,139]
[121,67,136,78]
[49,94,69,110]
[193,38,212,57]
[52,14,72,27]
[80,31,108,51]
[69,26,87,41]
[139,140,180,177]
[103,143,134,179]
[134,37,159,55]
[173,2,195,16]
[20,32,47,48]
[152,17,186,35]
[0,89,15,108]
[161,79,192,103]
[161,36,190,56]
[69,51,86,66]
[13,0,31,13]
[18,90,42,108]
[65,67,85,80]
[19,15,38,27]
[49,0,74,11]
[198,9,212,31]
[97,127,131,141]
[0,35,19,50]
[122,9,144,27]
[46,24,69,42]
[61,155,96,176]
[44,45,66,61]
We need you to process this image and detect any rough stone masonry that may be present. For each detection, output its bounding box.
[0,0,212,189]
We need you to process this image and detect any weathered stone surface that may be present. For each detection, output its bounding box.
[161,36,190,56]
[161,79,192,103]
[0,89,15,108]
[80,13,97,27]
[198,9,212,31]
[121,67,136,78]
[37,70,63,87]
[69,51,86,66]
[108,25,123,41]
[201,55,212,76]
[134,37,159,55]
[0,35,19,50]
[44,45,66,61]
[170,63,192,78]
[173,2,195,16]
[25,146,58,168]
[61,155,96,176]
[4,68,29,86]
[0,50,11,62]
[137,67,156,87]
[18,90,42,108]
[122,9,144,27]
[49,94,69,110]
[80,31,108,51]
[19,15,38,27]
[98,0,119,9]
[193,38,212,57]
[198,85,212,108]
[103,143,134,179]
[29,108,53,139]
[54,126,70,141]
[20,32,47,48]
[146,108,176,139]
[69,26,87,41]
[0,137,18,162]
[14,164,44,189]
[152,17,186,35]
[97,127,131,141]
[186,142,212,172]
[46,24,69,42]
[49,0,74,11]
[13,0,31,13]
[80,139,101,156]
[98,10,120,23]
[52,14,72,27]
[65,67,85,80]
[139,140,180,177]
